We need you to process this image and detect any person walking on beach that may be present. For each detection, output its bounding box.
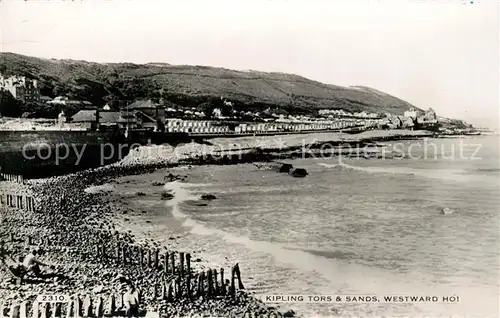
[123,284,139,317]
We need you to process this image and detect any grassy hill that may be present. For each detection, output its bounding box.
[0,52,420,115]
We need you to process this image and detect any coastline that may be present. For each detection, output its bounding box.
[0,129,458,317]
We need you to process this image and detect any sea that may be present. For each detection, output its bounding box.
[111,135,499,317]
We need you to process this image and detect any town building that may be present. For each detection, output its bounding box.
[165,119,230,134]
[123,99,165,131]
[46,96,92,106]
[0,75,40,103]
[69,109,156,131]
[403,107,420,119]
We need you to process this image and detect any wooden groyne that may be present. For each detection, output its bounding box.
[3,232,246,316]
[1,292,145,318]
[0,172,24,184]
[96,241,245,300]
[0,193,36,212]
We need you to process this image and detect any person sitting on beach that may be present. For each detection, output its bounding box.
[123,284,139,317]
[23,248,50,276]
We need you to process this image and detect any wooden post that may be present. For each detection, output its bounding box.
[186,274,192,299]
[0,302,5,318]
[163,252,169,273]
[197,272,205,298]
[213,269,219,296]
[30,301,39,318]
[82,294,92,317]
[167,281,173,301]
[121,246,127,264]
[74,295,82,318]
[147,250,152,268]
[65,298,73,318]
[161,284,167,300]
[175,276,181,299]
[220,268,226,295]
[151,285,158,300]
[26,236,32,246]
[116,246,121,263]
[95,245,100,259]
[101,244,106,259]
[180,252,185,277]
[186,253,191,276]
[170,252,175,275]
[153,249,159,269]
[10,233,14,242]
[235,263,245,289]
[19,301,28,318]
[230,265,236,297]
[41,302,50,318]
[115,293,123,311]
[52,303,62,317]
[139,248,144,267]
[9,302,20,318]
[105,295,115,316]
[95,296,103,317]
[207,269,213,297]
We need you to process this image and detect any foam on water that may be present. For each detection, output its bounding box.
[165,181,497,317]
[316,162,484,182]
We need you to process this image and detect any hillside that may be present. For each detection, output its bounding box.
[0,52,420,115]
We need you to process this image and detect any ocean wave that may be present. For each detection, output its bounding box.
[472,168,500,173]
[316,162,473,182]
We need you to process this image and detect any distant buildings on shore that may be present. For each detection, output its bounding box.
[0,75,40,103]
[60,99,444,135]
[0,73,447,134]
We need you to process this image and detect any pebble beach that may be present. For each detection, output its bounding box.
[0,130,438,317]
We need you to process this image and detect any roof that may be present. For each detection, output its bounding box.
[71,110,96,122]
[125,99,157,109]
[71,110,133,123]
[71,110,156,123]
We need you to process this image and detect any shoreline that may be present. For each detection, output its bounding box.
[0,130,483,317]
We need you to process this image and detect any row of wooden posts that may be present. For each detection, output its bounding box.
[0,276,262,318]
[1,292,145,318]
[0,193,36,212]
[95,243,245,299]
[0,264,245,318]
[0,173,24,184]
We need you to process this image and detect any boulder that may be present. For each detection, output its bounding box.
[161,191,174,200]
[201,194,216,200]
[290,168,308,178]
[278,163,293,173]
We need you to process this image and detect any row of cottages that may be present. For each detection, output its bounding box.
[233,120,357,133]
[69,110,157,130]
[165,119,230,134]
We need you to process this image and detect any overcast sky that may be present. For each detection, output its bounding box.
[0,0,498,128]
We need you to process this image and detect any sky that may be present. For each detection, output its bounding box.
[0,0,498,128]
